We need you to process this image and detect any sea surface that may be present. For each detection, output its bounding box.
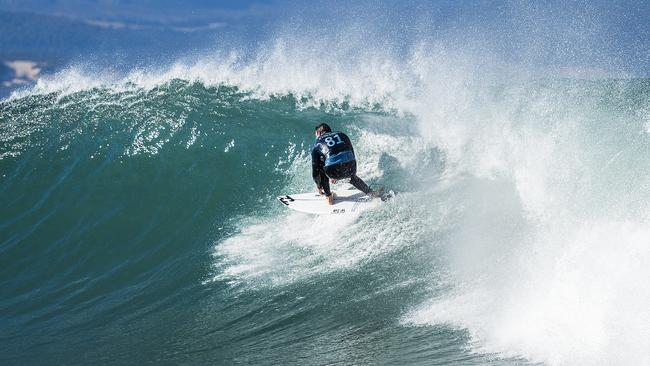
[2,8,650,365]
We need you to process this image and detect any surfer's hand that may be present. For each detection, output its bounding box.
[330,179,337,184]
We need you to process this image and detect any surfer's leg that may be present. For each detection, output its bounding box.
[318,169,335,204]
[319,170,332,196]
[349,175,372,194]
[341,161,372,195]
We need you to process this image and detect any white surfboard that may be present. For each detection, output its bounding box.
[278,189,380,215]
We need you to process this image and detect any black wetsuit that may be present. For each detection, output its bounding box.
[311,131,372,196]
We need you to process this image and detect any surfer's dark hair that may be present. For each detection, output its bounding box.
[315,123,332,134]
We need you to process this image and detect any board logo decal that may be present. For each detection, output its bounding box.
[278,195,295,206]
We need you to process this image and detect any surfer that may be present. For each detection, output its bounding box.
[312,123,382,205]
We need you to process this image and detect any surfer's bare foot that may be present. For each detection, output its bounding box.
[327,193,335,205]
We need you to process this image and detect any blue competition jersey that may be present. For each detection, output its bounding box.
[312,131,356,167]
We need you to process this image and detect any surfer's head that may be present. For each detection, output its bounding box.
[315,123,332,137]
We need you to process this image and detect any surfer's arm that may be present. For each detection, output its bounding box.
[311,146,322,187]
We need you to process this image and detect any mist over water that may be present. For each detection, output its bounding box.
[2,2,650,365]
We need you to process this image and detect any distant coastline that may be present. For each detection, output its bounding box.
[2,60,43,87]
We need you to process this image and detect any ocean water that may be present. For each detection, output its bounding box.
[2,19,650,365]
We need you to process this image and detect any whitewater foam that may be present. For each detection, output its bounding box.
[405,219,650,365]
[399,66,650,365]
